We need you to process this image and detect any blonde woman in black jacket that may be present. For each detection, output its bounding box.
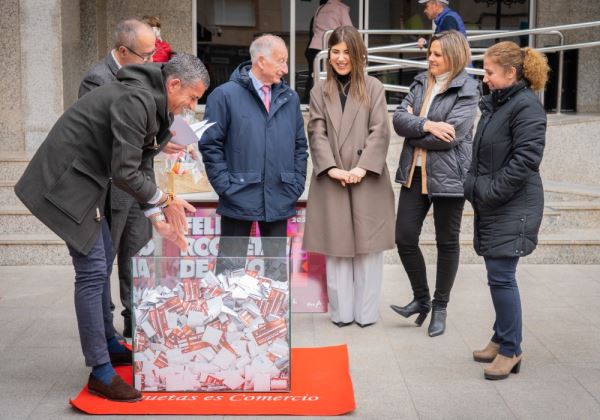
[390,31,480,337]
[464,41,549,380]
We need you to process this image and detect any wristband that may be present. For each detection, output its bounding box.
[159,192,175,208]
[148,212,166,223]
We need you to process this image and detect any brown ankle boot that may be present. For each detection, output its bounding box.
[484,354,522,380]
[473,341,500,363]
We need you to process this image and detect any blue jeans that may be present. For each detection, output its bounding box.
[67,219,116,367]
[484,256,522,357]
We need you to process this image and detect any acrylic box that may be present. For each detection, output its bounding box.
[132,237,291,392]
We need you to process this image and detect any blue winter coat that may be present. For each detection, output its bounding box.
[200,61,308,222]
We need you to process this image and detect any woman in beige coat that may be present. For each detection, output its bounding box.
[303,26,395,328]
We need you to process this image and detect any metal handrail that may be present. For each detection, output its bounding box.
[313,21,600,113]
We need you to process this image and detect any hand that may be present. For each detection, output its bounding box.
[348,167,367,183]
[153,220,189,251]
[327,167,351,187]
[162,141,186,155]
[406,105,413,115]
[187,145,200,161]
[424,120,456,142]
[163,196,195,235]
[417,37,427,49]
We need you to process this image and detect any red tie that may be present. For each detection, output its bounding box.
[261,85,271,113]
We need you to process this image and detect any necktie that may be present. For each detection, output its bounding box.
[261,85,271,113]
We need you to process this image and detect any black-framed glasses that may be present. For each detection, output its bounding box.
[123,45,156,62]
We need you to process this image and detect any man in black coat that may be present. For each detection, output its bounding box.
[79,18,186,338]
[15,54,209,401]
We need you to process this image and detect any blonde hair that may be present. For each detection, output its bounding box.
[324,26,369,104]
[426,30,471,91]
[485,41,550,91]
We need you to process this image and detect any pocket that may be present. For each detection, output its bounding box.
[45,159,109,224]
[281,172,299,194]
[223,171,262,206]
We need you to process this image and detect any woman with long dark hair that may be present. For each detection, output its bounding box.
[303,26,395,328]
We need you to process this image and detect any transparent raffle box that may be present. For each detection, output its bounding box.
[132,237,291,392]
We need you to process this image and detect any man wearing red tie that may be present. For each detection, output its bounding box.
[200,34,308,280]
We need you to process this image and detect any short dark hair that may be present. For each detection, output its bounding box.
[162,53,210,89]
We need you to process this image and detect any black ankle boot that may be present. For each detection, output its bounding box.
[390,299,431,326]
[428,307,447,337]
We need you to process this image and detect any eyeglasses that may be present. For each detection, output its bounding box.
[123,45,156,62]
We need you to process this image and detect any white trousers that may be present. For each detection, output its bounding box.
[325,252,384,325]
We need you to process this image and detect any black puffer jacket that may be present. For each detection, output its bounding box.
[464,81,546,258]
[393,70,480,197]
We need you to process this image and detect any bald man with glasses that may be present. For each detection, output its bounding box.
[78,18,185,340]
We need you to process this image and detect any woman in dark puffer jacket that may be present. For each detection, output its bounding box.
[464,41,549,380]
[390,30,480,338]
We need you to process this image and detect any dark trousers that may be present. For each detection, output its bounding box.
[484,256,522,357]
[217,215,289,281]
[303,48,320,103]
[395,172,465,308]
[112,202,148,326]
[67,219,116,367]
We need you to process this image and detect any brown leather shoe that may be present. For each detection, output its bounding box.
[109,348,132,366]
[484,354,522,380]
[88,374,142,402]
[473,341,500,363]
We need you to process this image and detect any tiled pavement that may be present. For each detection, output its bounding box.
[1,263,600,419]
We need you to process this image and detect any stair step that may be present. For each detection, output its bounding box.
[384,229,600,265]
[0,152,32,181]
[0,207,54,235]
[543,180,600,201]
[0,233,70,265]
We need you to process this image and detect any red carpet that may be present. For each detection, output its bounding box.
[70,345,355,415]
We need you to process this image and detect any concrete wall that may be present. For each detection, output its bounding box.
[20,0,64,152]
[105,0,194,55]
[0,0,24,152]
[537,1,600,113]
[541,115,600,186]
[61,0,82,108]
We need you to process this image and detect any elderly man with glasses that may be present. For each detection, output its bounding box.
[78,18,186,341]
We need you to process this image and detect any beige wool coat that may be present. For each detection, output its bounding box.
[303,76,396,257]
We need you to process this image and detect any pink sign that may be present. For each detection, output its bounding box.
[159,203,327,313]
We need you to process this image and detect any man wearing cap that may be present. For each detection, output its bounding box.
[417,0,467,48]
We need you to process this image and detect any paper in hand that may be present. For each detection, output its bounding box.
[170,115,216,146]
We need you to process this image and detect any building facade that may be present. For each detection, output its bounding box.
[1,0,599,152]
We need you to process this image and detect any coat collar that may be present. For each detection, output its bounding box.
[322,81,361,148]
[414,69,470,91]
[491,80,528,107]
[232,61,291,117]
[105,51,120,78]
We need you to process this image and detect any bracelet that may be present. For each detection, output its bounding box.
[159,192,175,208]
[148,212,166,223]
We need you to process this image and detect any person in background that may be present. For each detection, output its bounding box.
[416,0,466,49]
[143,15,175,63]
[390,30,480,337]
[464,41,549,380]
[15,54,208,401]
[304,0,353,101]
[79,18,185,339]
[303,26,395,328]
[200,34,308,281]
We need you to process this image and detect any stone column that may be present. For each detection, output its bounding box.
[20,0,64,152]
[0,0,24,152]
